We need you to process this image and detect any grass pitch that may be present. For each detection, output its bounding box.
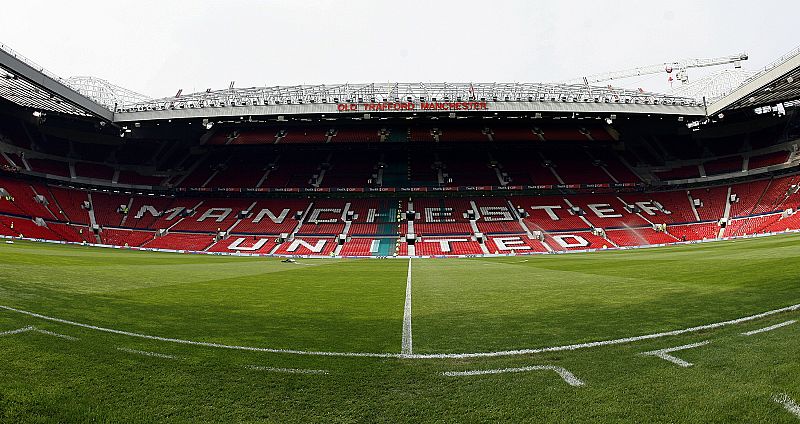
[0,236,799,422]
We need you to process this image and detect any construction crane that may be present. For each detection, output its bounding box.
[562,53,748,86]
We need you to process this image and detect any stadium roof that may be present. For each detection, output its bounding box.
[709,45,800,115]
[113,82,705,123]
[0,42,112,120]
[13,40,800,124]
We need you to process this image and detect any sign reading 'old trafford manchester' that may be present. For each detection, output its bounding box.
[336,101,489,112]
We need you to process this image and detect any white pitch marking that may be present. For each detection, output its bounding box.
[0,326,76,340]
[117,347,176,359]
[640,340,710,367]
[741,320,796,336]
[245,365,329,375]
[0,326,34,336]
[401,258,413,355]
[33,328,78,341]
[774,393,800,419]
[1,303,799,359]
[442,365,584,387]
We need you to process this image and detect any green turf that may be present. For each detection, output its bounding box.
[0,235,799,422]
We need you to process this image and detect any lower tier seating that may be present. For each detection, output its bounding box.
[3,173,800,256]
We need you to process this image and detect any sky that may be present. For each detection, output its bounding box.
[1,0,798,98]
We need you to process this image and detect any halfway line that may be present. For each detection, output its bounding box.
[401,258,413,355]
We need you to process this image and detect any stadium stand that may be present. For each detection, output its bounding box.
[1,102,800,257]
[748,151,790,170]
[141,232,215,251]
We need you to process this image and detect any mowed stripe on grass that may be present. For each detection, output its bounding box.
[411,235,800,353]
[0,241,408,353]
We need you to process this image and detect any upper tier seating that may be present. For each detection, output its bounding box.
[654,165,700,181]
[749,151,789,170]
[703,156,743,176]
[75,162,115,180]
[28,158,70,177]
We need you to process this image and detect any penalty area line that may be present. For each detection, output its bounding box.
[442,365,584,387]
[117,347,176,359]
[245,365,329,375]
[0,326,77,340]
[640,340,710,368]
[0,302,798,359]
[0,326,34,336]
[741,320,796,336]
[33,328,78,340]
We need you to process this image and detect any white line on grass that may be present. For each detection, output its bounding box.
[774,393,800,419]
[401,258,413,355]
[0,326,34,336]
[640,340,710,367]
[0,305,396,358]
[33,328,78,341]
[117,347,176,359]
[245,365,329,375]
[741,320,796,336]
[1,303,799,359]
[442,365,584,387]
[0,326,77,340]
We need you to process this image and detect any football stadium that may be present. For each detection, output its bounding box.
[1,2,800,422]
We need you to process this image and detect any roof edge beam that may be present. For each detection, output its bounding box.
[0,48,113,121]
